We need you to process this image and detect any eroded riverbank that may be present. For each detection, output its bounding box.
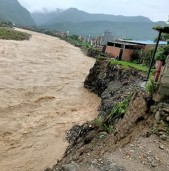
[0,29,100,171]
[50,60,169,171]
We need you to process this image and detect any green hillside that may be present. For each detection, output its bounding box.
[42,21,166,40]
[0,0,35,26]
[32,8,166,40]
[32,8,152,26]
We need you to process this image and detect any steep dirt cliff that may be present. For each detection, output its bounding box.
[84,60,145,116]
[47,60,169,171]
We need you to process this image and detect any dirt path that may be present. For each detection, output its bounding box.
[0,29,100,171]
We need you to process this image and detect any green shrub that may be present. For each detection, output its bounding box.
[145,47,154,66]
[110,94,132,120]
[155,45,169,62]
[95,117,113,133]
[87,47,101,57]
[69,34,79,41]
[145,76,157,96]
[0,27,30,40]
[94,94,132,134]
[131,50,146,64]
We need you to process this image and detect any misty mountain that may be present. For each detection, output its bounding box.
[31,8,152,26]
[0,0,35,26]
[42,21,166,40]
[32,8,164,40]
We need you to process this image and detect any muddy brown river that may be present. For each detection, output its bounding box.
[0,29,100,171]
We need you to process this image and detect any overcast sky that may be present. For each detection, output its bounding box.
[18,0,169,22]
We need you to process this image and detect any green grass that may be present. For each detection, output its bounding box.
[110,59,148,72]
[0,27,31,40]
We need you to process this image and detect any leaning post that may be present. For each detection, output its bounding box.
[146,31,162,81]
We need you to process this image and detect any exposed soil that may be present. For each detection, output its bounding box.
[1,28,169,171]
[0,29,100,171]
[84,60,146,116]
[49,60,169,171]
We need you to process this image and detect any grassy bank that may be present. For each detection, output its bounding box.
[110,60,148,72]
[0,27,31,40]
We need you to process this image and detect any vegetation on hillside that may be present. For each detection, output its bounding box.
[32,8,166,40]
[63,34,91,48]
[32,8,151,26]
[153,25,169,61]
[110,60,148,72]
[0,27,31,40]
[154,26,169,61]
[154,32,169,43]
[153,25,169,35]
[145,76,157,96]
[95,94,132,134]
[160,33,169,43]
[0,21,13,27]
[0,0,35,26]
[155,45,169,61]
[43,21,166,40]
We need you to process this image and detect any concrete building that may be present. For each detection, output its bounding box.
[105,40,167,61]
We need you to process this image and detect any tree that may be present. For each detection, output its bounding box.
[160,33,169,43]
[155,44,169,61]
[153,25,169,43]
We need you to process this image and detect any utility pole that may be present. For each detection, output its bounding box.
[146,31,162,81]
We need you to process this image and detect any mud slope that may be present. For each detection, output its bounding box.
[51,61,169,171]
[0,28,100,171]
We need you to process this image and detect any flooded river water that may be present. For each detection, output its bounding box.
[0,29,100,171]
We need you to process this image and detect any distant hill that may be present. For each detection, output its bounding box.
[31,8,152,26]
[31,8,166,40]
[0,0,35,26]
[42,21,166,40]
